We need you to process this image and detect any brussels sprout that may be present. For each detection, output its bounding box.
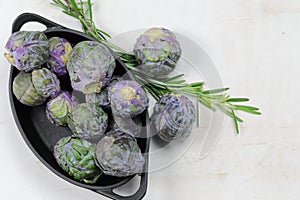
[113,115,143,138]
[85,76,121,108]
[46,91,76,126]
[134,27,182,76]
[54,136,102,184]
[85,90,109,107]
[4,31,49,72]
[12,72,46,106]
[48,37,73,76]
[109,80,149,117]
[68,103,108,140]
[32,68,60,98]
[95,129,145,177]
[151,93,196,142]
[67,41,116,94]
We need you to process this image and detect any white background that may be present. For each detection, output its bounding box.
[1,0,299,199]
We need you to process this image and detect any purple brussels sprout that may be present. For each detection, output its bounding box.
[85,90,109,107]
[12,72,46,106]
[54,136,102,184]
[151,93,196,142]
[113,115,144,138]
[4,31,49,72]
[109,80,149,117]
[32,68,60,98]
[95,129,145,177]
[67,41,116,94]
[85,76,121,108]
[47,37,73,76]
[68,103,108,140]
[134,27,182,76]
[46,91,76,126]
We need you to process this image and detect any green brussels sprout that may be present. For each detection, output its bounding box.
[95,129,145,177]
[32,68,60,98]
[109,80,149,117]
[48,37,73,76]
[12,72,46,106]
[151,93,196,142]
[4,31,49,72]
[134,27,182,76]
[67,41,116,94]
[68,103,108,140]
[54,136,102,184]
[46,91,76,126]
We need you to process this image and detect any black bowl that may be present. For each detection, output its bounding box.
[8,13,150,200]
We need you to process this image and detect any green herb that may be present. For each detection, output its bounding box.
[51,0,261,134]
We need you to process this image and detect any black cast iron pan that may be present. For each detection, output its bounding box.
[8,13,150,200]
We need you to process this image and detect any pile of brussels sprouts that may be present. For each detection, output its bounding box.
[5,27,196,184]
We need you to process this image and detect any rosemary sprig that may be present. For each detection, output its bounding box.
[51,0,261,134]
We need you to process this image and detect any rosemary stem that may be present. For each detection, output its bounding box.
[51,0,261,134]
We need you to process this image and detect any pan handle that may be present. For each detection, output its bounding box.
[12,13,65,33]
[93,172,148,200]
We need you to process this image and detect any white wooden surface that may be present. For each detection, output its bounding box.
[1,0,299,199]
